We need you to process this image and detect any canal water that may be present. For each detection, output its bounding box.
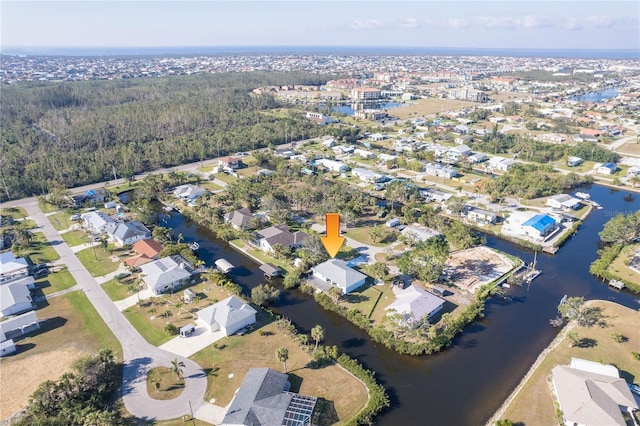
[570,87,619,103]
[161,184,639,426]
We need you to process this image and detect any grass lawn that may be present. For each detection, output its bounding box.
[60,229,90,247]
[102,276,138,301]
[47,211,73,231]
[197,165,216,173]
[37,198,60,213]
[189,312,368,424]
[214,172,238,184]
[342,283,383,318]
[607,243,640,284]
[241,245,293,273]
[1,206,28,220]
[123,283,234,346]
[0,290,122,417]
[76,246,126,277]
[36,267,77,295]
[26,232,60,264]
[500,300,640,425]
[236,166,262,178]
[345,226,396,247]
[552,160,597,174]
[146,367,185,400]
[201,182,222,191]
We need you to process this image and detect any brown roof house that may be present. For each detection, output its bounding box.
[551,358,638,426]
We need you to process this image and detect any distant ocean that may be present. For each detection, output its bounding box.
[2,46,639,59]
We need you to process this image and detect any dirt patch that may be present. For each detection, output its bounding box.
[617,141,640,156]
[444,246,515,294]
[0,347,89,418]
[391,98,476,120]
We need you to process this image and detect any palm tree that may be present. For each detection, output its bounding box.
[276,347,289,373]
[311,325,324,352]
[150,373,161,393]
[170,358,186,381]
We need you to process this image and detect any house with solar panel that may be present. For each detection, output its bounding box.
[220,368,317,426]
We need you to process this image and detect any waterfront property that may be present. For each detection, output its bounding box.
[443,246,516,294]
[173,184,206,201]
[385,284,445,325]
[220,367,318,426]
[0,251,30,284]
[312,259,367,294]
[253,224,308,254]
[139,255,192,295]
[109,220,151,246]
[225,208,255,230]
[80,211,116,234]
[546,194,581,211]
[551,358,638,426]
[196,295,257,336]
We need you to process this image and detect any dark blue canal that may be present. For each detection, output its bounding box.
[161,184,639,425]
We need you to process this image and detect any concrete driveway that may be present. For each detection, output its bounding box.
[159,327,225,358]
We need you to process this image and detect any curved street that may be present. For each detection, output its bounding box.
[18,199,208,421]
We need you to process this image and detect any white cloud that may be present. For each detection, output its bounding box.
[425,18,470,29]
[475,17,520,29]
[522,16,552,29]
[399,18,420,29]
[349,19,386,30]
[561,18,582,31]
[586,15,615,28]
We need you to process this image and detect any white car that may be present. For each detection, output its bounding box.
[70,213,81,221]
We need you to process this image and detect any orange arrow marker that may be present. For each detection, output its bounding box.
[321,213,345,258]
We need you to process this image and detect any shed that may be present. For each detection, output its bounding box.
[183,289,196,303]
[215,259,235,274]
[385,218,401,228]
[0,339,16,357]
[260,263,282,279]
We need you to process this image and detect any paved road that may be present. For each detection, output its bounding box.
[21,201,207,421]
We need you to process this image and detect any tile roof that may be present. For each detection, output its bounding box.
[132,238,163,258]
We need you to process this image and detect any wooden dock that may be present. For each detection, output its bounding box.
[608,279,625,290]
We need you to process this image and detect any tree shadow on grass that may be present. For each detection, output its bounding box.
[576,337,597,348]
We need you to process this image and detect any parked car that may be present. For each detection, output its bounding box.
[33,269,49,279]
[70,213,81,221]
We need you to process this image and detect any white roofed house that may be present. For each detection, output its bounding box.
[315,158,348,173]
[351,168,384,183]
[546,194,581,211]
[140,256,192,295]
[466,207,498,224]
[81,211,116,234]
[0,251,30,284]
[173,184,206,201]
[551,358,638,426]
[312,259,367,294]
[0,281,34,318]
[488,157,515,172]
[109,220,151,246]
[197,295,257,336]
[385,284,445,326]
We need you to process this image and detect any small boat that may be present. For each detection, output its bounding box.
[502,283,511,289]
[163,204,175,212]
[575,192,590,200]
[189,242,199,251]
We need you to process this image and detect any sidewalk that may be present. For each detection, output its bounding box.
[114,288,155,311]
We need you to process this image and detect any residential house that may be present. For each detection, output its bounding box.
[0,281,33,318]
[466,207,498,224]
[197,295,257,336]
[0,340,16,357]
[220,368,317,426]
[597,163,617,175]
[353,148,375,159]
[315,158,348,173]
[351,168,384,183]
[385,284,445,325]
[81,211,116,234]
[218,156,245,171]
[254,224,308,254]
[173,184,206,201]
[551,358,638,426]
[448,145,472,160]
[627,166,640,177]
[468,153,488,164]
[567,156,584,167]
[110,221,151,246]
[139,256,192,295]
[423,163,458,179]
[454,134,474,144]
[546,194,581,210]
[522,214,556,239]
[0,252,29,284]
[312,259,367,294]
[368,133,385,142]
[70,189,107,207]
[0,311,39,343]
[400,224,441,243]
[488,157,515,172]
[132,238,163,260]
[225,208,255,230]
[321,138,335,147]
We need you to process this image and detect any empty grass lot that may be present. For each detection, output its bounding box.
[345,226,397,247]
[189,314,368,424]
[500,300,640,425]
[0,290,121,417]
[342,283,383,318]
[76,246,125,277]
[37,198,60,213]
[26,232,61,264]
[47,211,73,231]
[102,277,138,301]
[1,206,28,220]
[60,229,90,247]
[35,267,77,295]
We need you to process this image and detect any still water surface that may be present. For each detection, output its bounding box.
[161,184,639,425]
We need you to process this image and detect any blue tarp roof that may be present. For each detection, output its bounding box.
[86,189,97,196]
[522,214,555,232]
[601,163,616,169]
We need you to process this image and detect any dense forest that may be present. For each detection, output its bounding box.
[1,72,332,201]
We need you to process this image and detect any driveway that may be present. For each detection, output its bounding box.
[21,201,208,422]
[159,327,225,358]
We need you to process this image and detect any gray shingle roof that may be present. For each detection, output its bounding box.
[197,296,257,330]
[312,259,367,289]
[140,257,191,292]
[112,221,150,241]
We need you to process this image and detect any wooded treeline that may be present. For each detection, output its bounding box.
[1,72,331,201]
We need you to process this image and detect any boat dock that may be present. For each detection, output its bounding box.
[214,258,234,274]
[608,279,625,290]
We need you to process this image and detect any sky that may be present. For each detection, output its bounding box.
[1,1,639,51]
